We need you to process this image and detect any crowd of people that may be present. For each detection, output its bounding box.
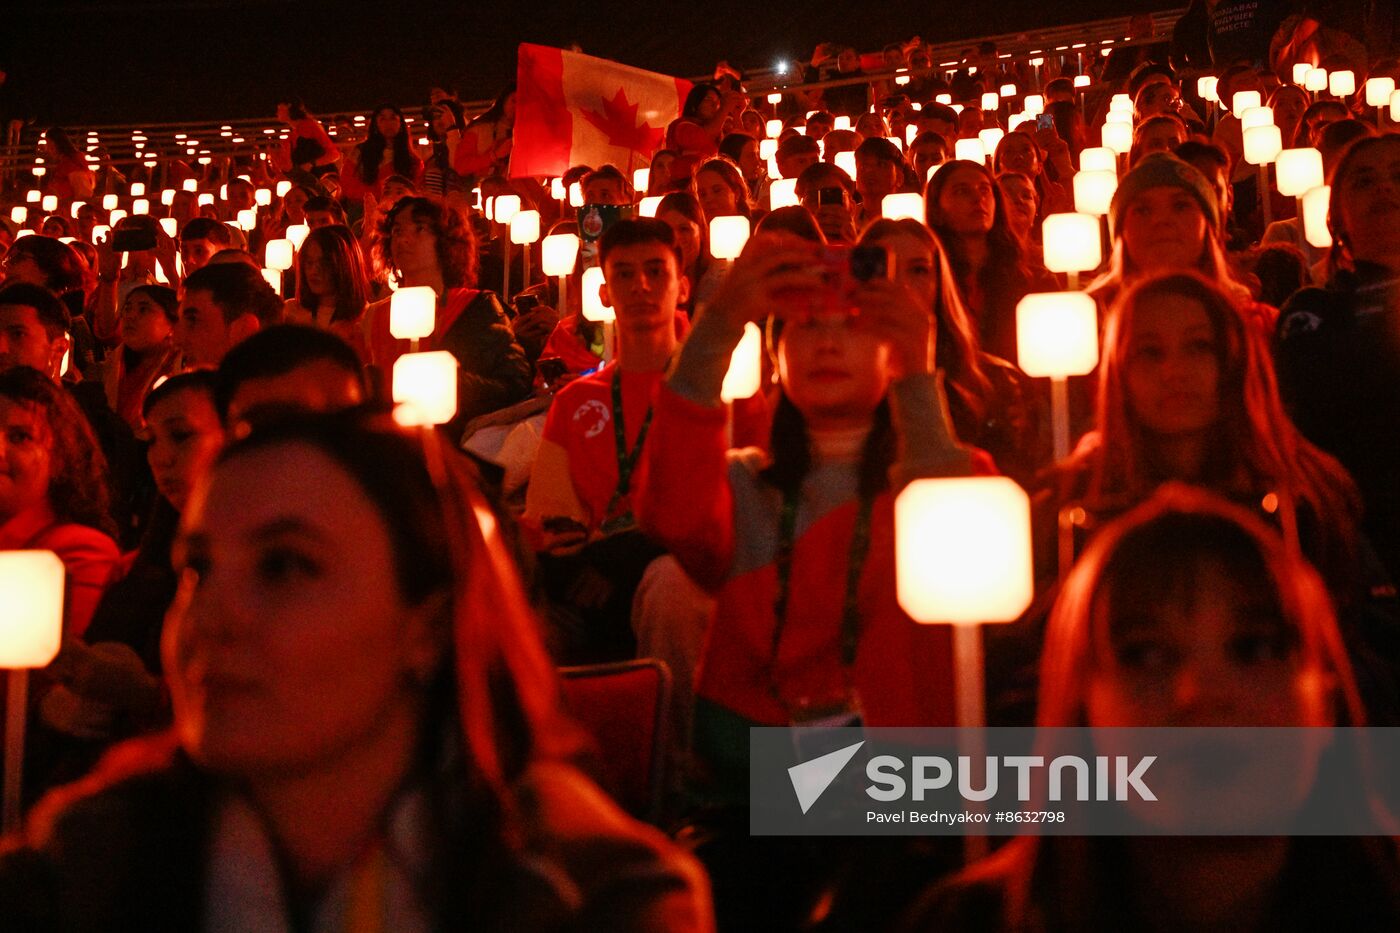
[0,5,1398,929]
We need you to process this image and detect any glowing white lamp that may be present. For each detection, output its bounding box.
[1109,93,1132,113]
[569,182,584,208]
[1243,125,1283,165]
[255,188,272,207]
[767,92,782,105]
[197,193,214,207]
[182,178,199,193]
[392,351,458,426]
[1301,185,1332,249]
[721,322,763,402]
[1329,70,1355,98]
[833,115,853,131]
[1041,213,1102,277]
[509,209,541,245]
[493,194,521,226]
[1241,106,1274,130]
[92,225,110,242]
[1101,121,1132,155]
[550,178,566,201]
[1024,94,1044,116]
[236,209,256,231]
[904,124,919,147]
[1275,148,1323,197]
[1305,68,1328,93]
[8,207,23,225]
[1197,75,1220,102]
[978,128,1005,154]
[1073,75,1091,89]
[709,215,751,260]
[390,285,437,339]
[265,238,294,271]
[581,266,613,322]
[0,552,64,665]
[31,165,45,178]
[1291,63,1312,86]
[834,150,857,177]
[881,192,924,221]
[1080,147,1117,173]
[895,476,1033,624]
[219,184,228,200]
[981,92,1000,111]
[133,199,150,215]
[541,233,580,277]
[935,93,952,105]
[1104,110,1133,126]
[954,137,986,163]
[1365,77,1395,108]
[1073,170,1118,216]
[0,548,65,833]
[770,178,799,210]
[632,167,650,193]
[159,217,178,238]
[759,139,779,164]
[25,190,39,203]
[285,223,310,249]
[637,196,663,218]
[109,209,127,225]
[41,195,57,212]
[1231,90,1262,118]
[260,268,282,297]
[1016,292,1099,378]
[765,119,783,139]
[130,182,145,197]
[160,188,176,206]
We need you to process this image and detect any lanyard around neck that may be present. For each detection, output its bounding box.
[602,368,653,524]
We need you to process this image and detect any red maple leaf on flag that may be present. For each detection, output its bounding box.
[580,87,666,154]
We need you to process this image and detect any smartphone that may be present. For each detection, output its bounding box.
[816,186,846,206]
[111,227,157,253]
[537,356,567,386]
[514,293,540,316]
[1036,113,1056,131]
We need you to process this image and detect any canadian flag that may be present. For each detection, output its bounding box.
[510,44,692,179]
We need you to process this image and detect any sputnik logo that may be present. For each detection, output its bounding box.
[788,741,864,814]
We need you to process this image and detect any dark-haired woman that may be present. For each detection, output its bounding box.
[0,413,715,930]
[103,284,180,430]
[341,105,423,203]
[637,233,985,799]
[365,197,531,435]
[455,86,515,184]
[665,83,746,182]
[926,159,1056,367]
[41,126,96,201]
[0,367,118,637]
[284,224,371,358]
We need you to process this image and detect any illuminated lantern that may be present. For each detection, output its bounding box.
[197,193,215,207]
[509,209,541,245]
[978,128,1005,154]
[541,233,580,277]
[637,196,663,218]
[265,239,295,271]
[255,188,272,207]
[721,323,763,402]
[133,199,150,216]
[569,182,584,207]
[109,209,127,224]
[632,167,650,192]
[759,138,778,161]
[551,177,566,200]
[895,477,1034,624]
[1291,63,1312,86]
[1041,213,1102,275]
[8,207,23,225]
[767,92,782,104]
[159,218,178,238]
[581,266,613,322]
[390,285,437,339]
[954,138,986,163]
[769,178,799,210]
[834,151,857,178]
[182,178,198,193]
[1073,170,1118,216]
[1231,90,1261,118]
[1073,75,1091,89]
[1275,148,1324,197]
[41,195,57,212]
[1241,106,1274,129]
[709,215,751,260]
[130,182,145,197]
[0,550,64,668]
[881,192,924,221]
[285,223,310,249]
[1016,292,1099,378]
[1328,70,1355,98]
[1301,185,1333,249]
[260,268,282,297]
[765,119,782,139]
[1080,147,1117,173]
[1242,125,1283,165]
[1304,68,1328,93]
[1101,121,1131,155]
[493,194,520,226]
[1364,77,1395,107]
[1197,75,1220,102]
[392,351,458,426]
[160,189,176,206]
[276,180,292,197]
[833,115,852,131]
[1024,94,1044,115]
[236,209,256,232]
[980,92,999,111]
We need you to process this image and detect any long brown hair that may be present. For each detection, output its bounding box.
[1086,271,1361,584]
[0,367,114,538]
[295,224,370,325]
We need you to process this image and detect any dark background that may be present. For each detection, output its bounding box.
[5,0,1174,126]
